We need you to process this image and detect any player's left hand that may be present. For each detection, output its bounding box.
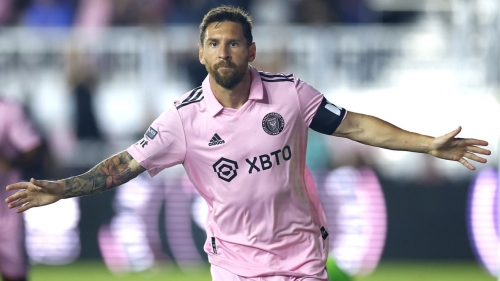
[429,126,491,170]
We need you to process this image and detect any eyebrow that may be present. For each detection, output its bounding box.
[206,38,242,42]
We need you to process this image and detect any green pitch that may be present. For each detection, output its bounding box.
[30,260,494,281]
[357,261,494,281]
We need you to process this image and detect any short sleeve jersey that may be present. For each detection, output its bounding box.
[0,99,42,185]
[127,66,347,277]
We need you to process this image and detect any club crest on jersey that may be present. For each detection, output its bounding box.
[145,127,158,139]
[262,112,285,135]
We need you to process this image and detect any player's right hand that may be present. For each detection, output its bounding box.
[5,178,64,213]
[429,126,490,170]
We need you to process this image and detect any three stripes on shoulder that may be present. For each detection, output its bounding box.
[259,72,294,83]
[176,72,293,109]
[176,86,204,109]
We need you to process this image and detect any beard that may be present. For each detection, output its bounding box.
[206,60,247,89]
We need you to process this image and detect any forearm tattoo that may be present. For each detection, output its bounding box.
[63,151,143,198]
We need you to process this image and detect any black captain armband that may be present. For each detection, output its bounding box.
[309,97,347,135]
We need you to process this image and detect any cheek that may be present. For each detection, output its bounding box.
[237,50,251,62]
[205,51,220,63]
[201,55,213,66]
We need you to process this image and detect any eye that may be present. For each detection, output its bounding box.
[210,42,218,47]
[230,42,238,47]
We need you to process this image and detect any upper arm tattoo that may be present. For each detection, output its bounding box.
[63,151,146,198]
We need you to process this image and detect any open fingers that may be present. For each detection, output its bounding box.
[16,202,33,213]
[5,189,34,213]
[467,145,491,156]
[458,158,475,170]
[8,196,30,209]
[6,182,31,192]
[5,189,28,204]
[463,139,489,147]
[464,152,487,164]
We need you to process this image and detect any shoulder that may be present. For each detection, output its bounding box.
[0,99,23,115]
[257,70,295,84]
[174,86,204,110]
[0,98,16,107]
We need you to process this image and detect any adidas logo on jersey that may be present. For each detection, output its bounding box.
[208,133,225,146]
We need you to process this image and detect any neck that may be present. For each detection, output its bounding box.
[210,69,252,109]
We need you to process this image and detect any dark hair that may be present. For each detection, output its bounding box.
[199,5,253,47]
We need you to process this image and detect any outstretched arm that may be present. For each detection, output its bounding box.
[333,111,491,170]
[5,150,146,213]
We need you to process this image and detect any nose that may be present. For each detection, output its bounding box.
[218,54,230,60]
[218,46,231,60]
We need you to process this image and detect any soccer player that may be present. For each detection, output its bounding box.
[5,6,491,281]
[0,98,42,281]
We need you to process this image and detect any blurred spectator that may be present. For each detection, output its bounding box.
[337,0,378,24]
[0,98,43,281]
[73,0,113,44]
[138,0,171,27]
[109,0,170,27]
[0,0,13,25]
[66,48,102,141]
[0,0,31,26]
[165,0,210,25]
[293,0,337,24]
[74,0,112,29]
[22,0,78,27]
[293,0,418,25]
[111,0,142,26]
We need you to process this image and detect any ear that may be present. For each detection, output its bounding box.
[248,42,256,63]
[198,44,205,65]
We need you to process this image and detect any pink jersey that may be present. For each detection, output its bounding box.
[127,66,343,278]
[0,98,42,190]
[0,99,41,278]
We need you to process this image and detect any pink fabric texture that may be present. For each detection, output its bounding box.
[0,99,41,278]
[127,66,345,278]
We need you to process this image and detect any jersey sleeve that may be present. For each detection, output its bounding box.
[8,103,41,153]
[296,78,347,135]
[127,104,186,177]
[296,79,325,127]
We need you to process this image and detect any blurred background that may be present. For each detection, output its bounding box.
[0,0,499,280]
